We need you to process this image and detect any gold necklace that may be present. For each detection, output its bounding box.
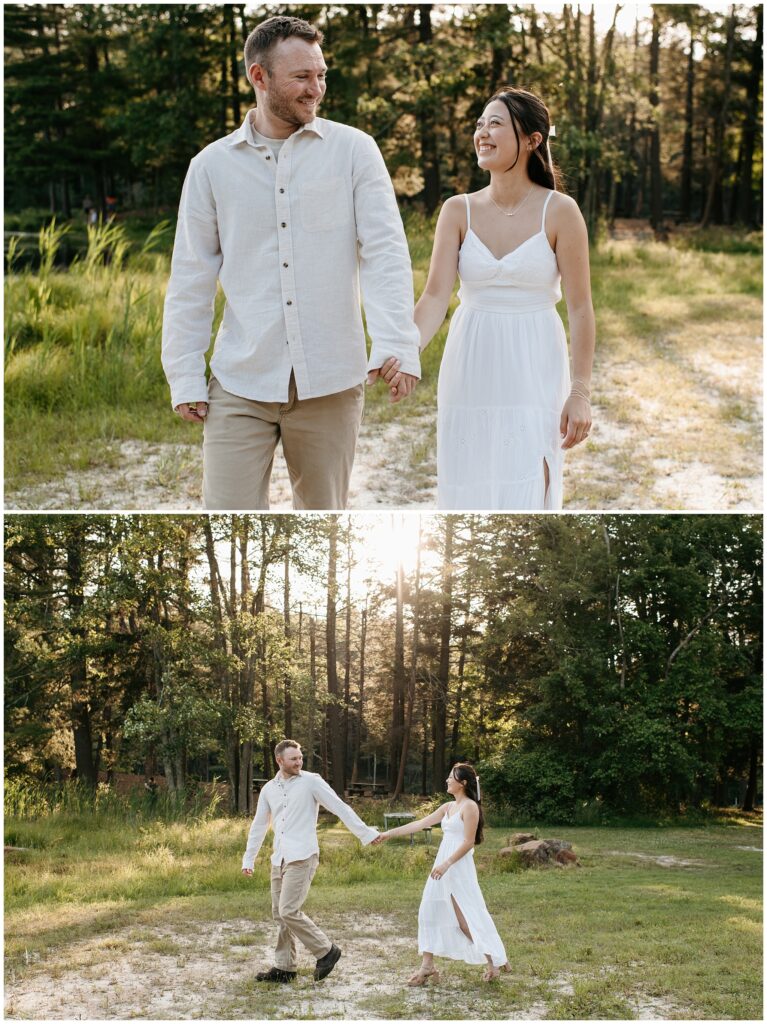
[487,184,535,217]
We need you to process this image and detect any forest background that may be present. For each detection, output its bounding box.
[5,513,762,819]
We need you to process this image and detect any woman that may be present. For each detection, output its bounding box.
[388,88,595,509]
[379,763,509,985]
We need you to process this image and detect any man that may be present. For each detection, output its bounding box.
[242,739,379,983]
[162,15,420,510]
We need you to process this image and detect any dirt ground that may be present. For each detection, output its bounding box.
[4,911,685,1020]
[6,390,761,513]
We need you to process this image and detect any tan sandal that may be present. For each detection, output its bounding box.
[408,967,440,986]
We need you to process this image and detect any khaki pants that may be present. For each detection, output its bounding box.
[270,854,330,970]
[202,375,364,510]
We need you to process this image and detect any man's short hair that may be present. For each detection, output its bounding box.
[275,739,302,759]
[244,16,323,75]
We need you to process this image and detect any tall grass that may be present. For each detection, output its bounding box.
[4,215,762,492]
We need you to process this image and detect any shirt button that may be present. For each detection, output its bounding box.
[281,222,287,228]
[279,188,285,194]
[283,262,289,268]
[265,155,271,160]
[286,300,292,306]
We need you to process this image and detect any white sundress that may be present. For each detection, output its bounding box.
[417,806,507,967]
[437,190,570,510]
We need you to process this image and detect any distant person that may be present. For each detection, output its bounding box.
[162,15,420,510]
[241,739,380,983]
[82,195,94,220]
[376,763,509,984]
[105,195,117,217]
[396,88,595,510]
[88,208,98,227]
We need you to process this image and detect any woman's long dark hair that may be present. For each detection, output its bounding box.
[452,762,484,844]
[487,86,561,191]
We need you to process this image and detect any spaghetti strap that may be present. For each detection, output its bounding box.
[541,190,554,232]
[463,193,471,231]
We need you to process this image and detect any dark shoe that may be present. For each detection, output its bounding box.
[314,943,342,981]
[255,966,297,983]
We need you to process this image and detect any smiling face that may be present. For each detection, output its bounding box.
[276,745,304,776]
[474,99,542,173]
[251,37,327,130]
[446,768,467,797]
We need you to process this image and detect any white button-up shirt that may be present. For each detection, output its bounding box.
[162,109,421,409]
[242,770,379,869]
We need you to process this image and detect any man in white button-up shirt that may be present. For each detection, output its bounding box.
[162,15,421,510]
[242,739,379,983]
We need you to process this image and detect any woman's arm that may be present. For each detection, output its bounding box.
[413,196,463,352]
[430,802,479,879]
[382,803,449,839]
[551,194,595,450]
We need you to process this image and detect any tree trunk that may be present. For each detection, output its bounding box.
[432,517,453,791]
[393,527,423,798]
[735,6,762,225]
[326,517,345,794]
[742,735,759,812]
[648,7,663,233]
[350,602,368,786]
[390,545,406,791]
[701,7,737,227]
[66,521,97,788]
[679,20,695,221]
[417,5,440,213]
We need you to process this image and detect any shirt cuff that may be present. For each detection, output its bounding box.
[360,826,380,846]
[367,346,421,380]
[169,376,210,411]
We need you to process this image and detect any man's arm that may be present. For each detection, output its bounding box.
[352,134,421,389]
[242,788,272,872]
[312,775,379,845]
[161,154,223,412]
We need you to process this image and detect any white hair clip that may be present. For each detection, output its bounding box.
[476,776,481,801]
[549,125,557,138]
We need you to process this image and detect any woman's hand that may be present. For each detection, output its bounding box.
[560,394,592,449]
[430,860,451,880]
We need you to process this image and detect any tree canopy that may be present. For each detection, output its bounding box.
[4,4,762,229]
[5,513,762,820]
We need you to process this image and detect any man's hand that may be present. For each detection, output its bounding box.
[370,832,389,845]
[367,359,417,404]
[241,867,253,876]
[175,402,208,423]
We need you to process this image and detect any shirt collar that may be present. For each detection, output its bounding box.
[275,769,303,785]
[226,108,325,148]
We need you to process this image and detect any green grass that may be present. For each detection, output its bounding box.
[4,215,762,505]
[4,802,762,1020]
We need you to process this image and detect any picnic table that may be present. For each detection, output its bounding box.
[383,811,432,846]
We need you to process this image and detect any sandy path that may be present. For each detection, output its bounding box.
[5,324,761,512]
[5,912,684,1020]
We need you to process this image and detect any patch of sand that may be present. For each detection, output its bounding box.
[6,414,437,512]
[606,851,712,869]
[4,912,691,1020]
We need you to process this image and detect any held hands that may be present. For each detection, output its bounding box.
[241,867,253,876]
[370,831,391,845]
[430,860,451,880]
[367,358,417,404]
[175,402,208,423]
[559,394,592,450]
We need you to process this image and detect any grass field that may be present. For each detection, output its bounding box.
[4,215,762,509]
[4,798,762,1020]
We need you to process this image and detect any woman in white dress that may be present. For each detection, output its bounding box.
[386,87,595,509]
[379,763,509,985]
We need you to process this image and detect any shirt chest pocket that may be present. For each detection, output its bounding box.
[299,176,351,233]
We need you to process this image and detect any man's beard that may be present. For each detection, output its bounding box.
[266,88,320,127]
